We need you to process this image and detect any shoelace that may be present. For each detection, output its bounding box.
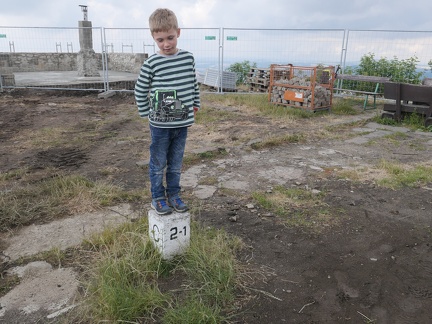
[173,198,183,206]
[158,200,168,208]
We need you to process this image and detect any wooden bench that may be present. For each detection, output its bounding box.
[383,82,432,127]
[334,73,390,110]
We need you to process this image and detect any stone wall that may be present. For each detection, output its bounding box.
[0,52,147,73]
[0,53,79,72]
[107,53,147,74]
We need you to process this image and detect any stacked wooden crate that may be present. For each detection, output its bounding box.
[247,68,270,92]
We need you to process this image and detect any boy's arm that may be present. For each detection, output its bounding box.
[192,58,201,112]
[134,65,152,117]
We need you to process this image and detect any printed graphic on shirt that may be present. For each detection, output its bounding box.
[149,90,189,122]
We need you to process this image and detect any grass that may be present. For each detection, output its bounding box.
[78,219,244,323]
[195,105,238,124]
[2,91,428,322]
[382,131,409,141]
[0,173,145,231]
[0,167,30,182]
[252,186,341,230]
[336,160,432,189]
[202,93,315,120]
[373,111,432,132]
[15,125,98,150]
[376,160,432,189]
[198,176,219,186]
[331,97,361,115]
[183,147,229,168]
[198,94,372,150]
[250,133,305,150]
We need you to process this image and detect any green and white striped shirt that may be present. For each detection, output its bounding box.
[134,50,200,128]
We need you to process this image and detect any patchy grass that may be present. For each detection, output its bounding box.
[195,105,239,124]
[0,173,145,231]
[252,186,341,230]
[198,176,219,186]
[383,131,409,141]
[331,98,361,115]
[78,219,245,323]
[197,93,376,152]
[202,93,315,120]
[376,160,432,189]
[183,148,229,168]
[250,133,305,150]
[336,160,432,189]
[373,112,432,132]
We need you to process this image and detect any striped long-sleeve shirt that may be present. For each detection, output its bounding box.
[134,49,200,128]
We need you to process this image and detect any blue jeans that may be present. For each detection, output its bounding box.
[149,125,188,200]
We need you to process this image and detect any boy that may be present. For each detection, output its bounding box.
[135,8,200,215]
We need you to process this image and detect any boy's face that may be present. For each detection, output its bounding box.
[152,28,181,56]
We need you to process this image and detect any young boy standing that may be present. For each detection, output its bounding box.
[135,8,200,215]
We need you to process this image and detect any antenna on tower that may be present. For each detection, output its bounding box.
[79,5,88,21]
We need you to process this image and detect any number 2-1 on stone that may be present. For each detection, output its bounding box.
[170,226,187,240]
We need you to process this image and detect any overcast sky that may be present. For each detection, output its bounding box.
[1,0,432,31]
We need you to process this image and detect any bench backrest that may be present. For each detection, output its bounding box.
[384,82,432,103]
[335,74,390,83]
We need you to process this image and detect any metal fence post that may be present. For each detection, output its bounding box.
[101,27,109,92]
[220,28,224,93]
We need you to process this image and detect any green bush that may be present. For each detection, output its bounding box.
[358,53,423,83]
[341,53,424,93]
[226,60,257,85]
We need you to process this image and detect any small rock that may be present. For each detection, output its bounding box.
[262,213,274,217]
[116,141,129,145]
[136,160,149,168]
[229,216,237,222]
[246,203,255,209]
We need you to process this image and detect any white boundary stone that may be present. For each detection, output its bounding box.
[148,210,190,259]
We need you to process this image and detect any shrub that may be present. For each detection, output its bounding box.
[226,60,257,85]
[356,53,423,83]
[341,53,424,93]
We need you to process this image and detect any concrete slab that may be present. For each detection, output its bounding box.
[98,90,116,99]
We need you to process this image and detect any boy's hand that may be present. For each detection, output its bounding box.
[193,107,199,117]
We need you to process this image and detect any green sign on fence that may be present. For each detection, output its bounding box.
[0,34,6,38]
[226,36,237,41]
[205,36,216,40]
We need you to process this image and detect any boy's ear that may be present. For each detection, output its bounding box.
[177,28,181,37]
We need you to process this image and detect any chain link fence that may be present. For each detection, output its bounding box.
[1,26,431,92]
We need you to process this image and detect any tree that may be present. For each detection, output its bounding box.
[342,53,425,93]
[355,53,423,84]
[226,60,257,85]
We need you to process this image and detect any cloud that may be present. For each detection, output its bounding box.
[1,0,432,31]
[178,0,217,28]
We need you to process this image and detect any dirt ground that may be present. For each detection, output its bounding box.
[0,89,432,323]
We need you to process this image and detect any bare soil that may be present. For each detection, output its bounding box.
[1,89,432,323]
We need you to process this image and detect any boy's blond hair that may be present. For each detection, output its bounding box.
[149,8,178,34]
